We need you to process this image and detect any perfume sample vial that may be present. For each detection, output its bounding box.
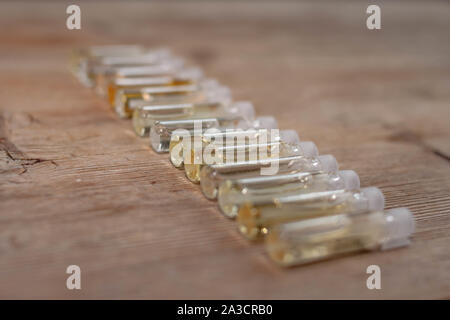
[218,170,360,219]
[95,57,185,96]
[266,208,415,266]
[184,130,311,183]
[73,46,171,87]
[149,101,258,153]
[71,45,145,80]
[199,151,335,200]
[169,118,279,168]
[237,186,385,240]
[108,67,204,117]
[132,85,232,137]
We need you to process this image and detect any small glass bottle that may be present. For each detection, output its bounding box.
[72,46,170,87]
[199,152,336,200]
[95,57,185,96]
[108,67,204,117]
[132,84,232,137]
[237,186,385,240]
[169,119,279,168]
[184,131,314,183]
[149,101,258,153]
[266,207,415,267]
[71,45,146,81]
[218,170,360,219]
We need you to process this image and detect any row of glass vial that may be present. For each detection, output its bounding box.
[72,45,415,266]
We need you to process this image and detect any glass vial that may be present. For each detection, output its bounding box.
[200,153,337,200]
[184,131,314,183]
[149,101,257,153]
[169,119,279,168]
[266,207,415,266]
[237,186,385,240]
[132,84,232,137]
[218,170,360,219]
[72,46,170,87]
[108,67,204,117]
[95,57,185,96]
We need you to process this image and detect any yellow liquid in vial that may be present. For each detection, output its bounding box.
[266,212,384,266]
[237,189,355,240]
[199,155,321,199]
[108,78,194,117]
[218,172,332,219]
[184,141,281,183]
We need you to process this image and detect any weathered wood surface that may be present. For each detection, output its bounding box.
[0,1,449,299]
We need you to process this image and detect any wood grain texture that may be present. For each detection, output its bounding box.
[0,1,449,299]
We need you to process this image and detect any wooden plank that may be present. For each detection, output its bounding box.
[0,1,449,299]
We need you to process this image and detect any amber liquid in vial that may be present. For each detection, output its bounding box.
[218,170,359,219]
[108,78,195,118]
[266,208,414,266]
[237,187,384,240]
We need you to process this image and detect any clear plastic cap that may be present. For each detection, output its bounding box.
[165,57,185,69]
[318,155,338,173]
[338,170,360,190]
[253,116,278,129]
[229,101,255,120]
[279,130,300,145]
[382,208,415,250]
[199,78,220,89]
[361,187,385,211]
[178,67,204,80]
[116,57,185,76]
[298,141,318,158]
[101,49,172,65]
[205,86,232,104]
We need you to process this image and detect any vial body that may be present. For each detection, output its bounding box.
[170,128,281,168]
[237,187,385,240]
[199,155,329,200]
[266,208,414,266]
[95,59,184,96]
[72,46,169,87]
[133,102,226,137]
[132,85,231,137]
[184,140,308,184]
[108,67,203,117]
[218,170,358,219]
[70,45,145,85]
[150,117,249,154]
[109,79,197,118]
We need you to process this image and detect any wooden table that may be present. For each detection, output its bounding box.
[0,1,449,299]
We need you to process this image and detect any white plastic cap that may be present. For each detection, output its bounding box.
[299,141,318,158]
[279,130,300,145]
[382,208,415,250]
[361,187,385,211]
[253,116,278,129]
[230,101,255,120]
[318,155,338,173]
[338,170,360,190]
